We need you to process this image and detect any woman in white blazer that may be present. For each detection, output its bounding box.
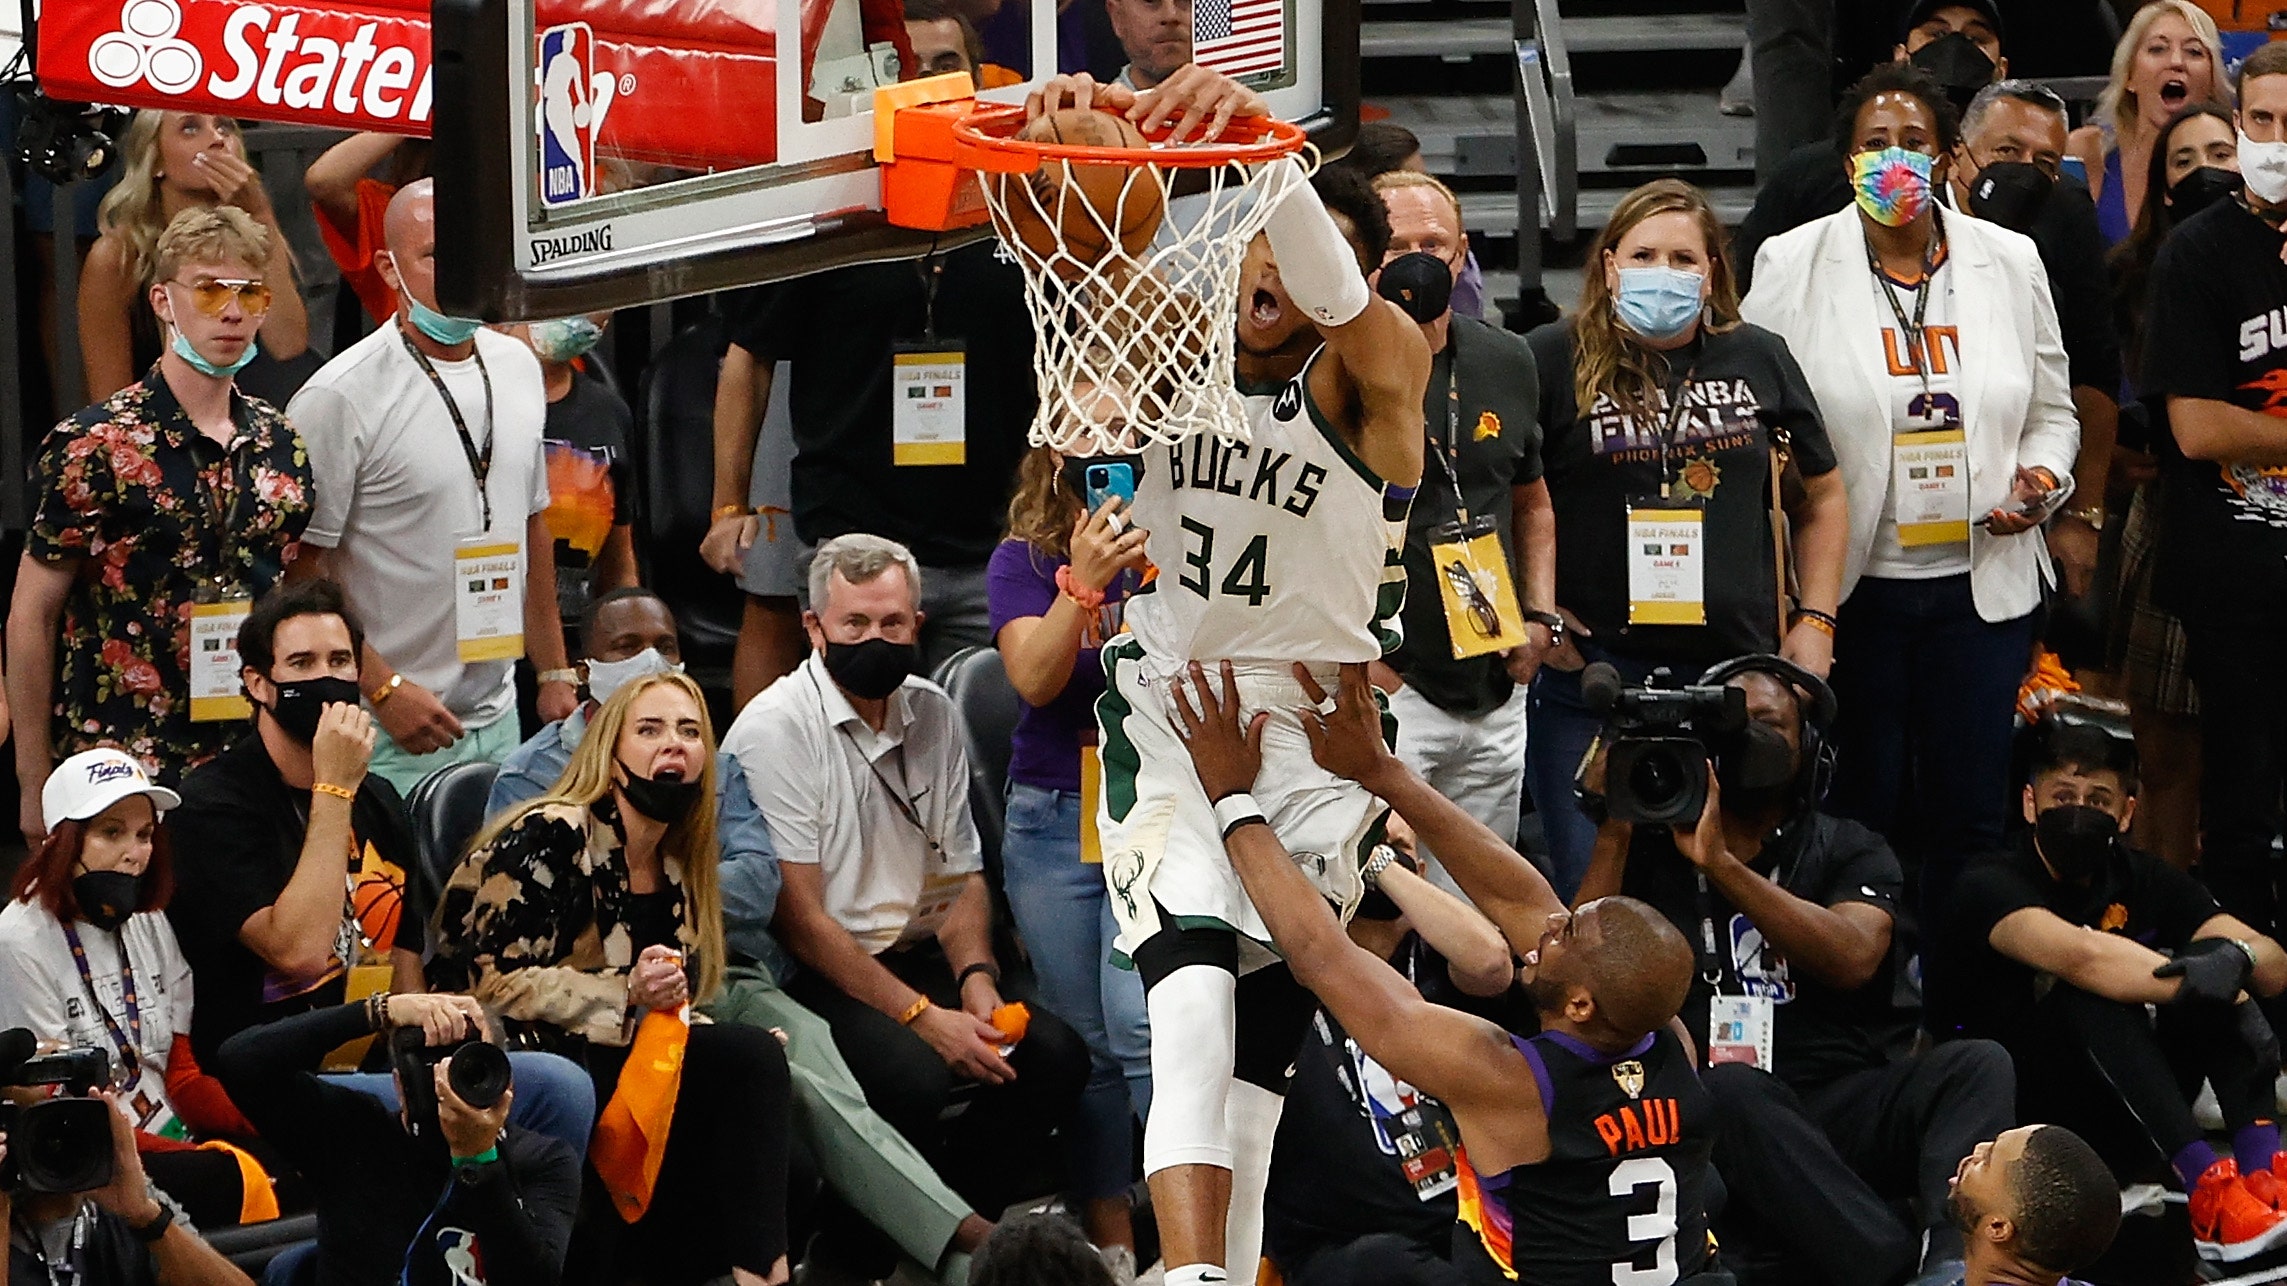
[1742,63,2079,933]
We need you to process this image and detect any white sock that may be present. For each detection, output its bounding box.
[1164,1266,1230,1286]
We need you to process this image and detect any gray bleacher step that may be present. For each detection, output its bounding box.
[1456,182,1757,237]
[1361,12,1744,59]
[1378,89,1755,178]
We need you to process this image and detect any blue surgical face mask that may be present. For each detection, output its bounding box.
[404,293,485,346]
[1613,265,1706,341]
[169,325,259,378]
[528,316,604,363]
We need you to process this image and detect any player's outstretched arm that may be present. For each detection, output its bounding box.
[1171,662,1540,1128]
[1297,664,1567,956]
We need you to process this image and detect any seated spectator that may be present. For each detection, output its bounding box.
[2065,0,2225,246]
[1576,658,2015,1286]
[1932,721,2287,1262]
[1327,122,1487,321]
[213,994,580,1286]
[3,1082,255,1286]
[1261,819,1523,1286]
[79,111,310,404]
[725,535,1088,1245]
[1946,1126,2122,1286]
[433,672,793,1286]
[494,586,997,1283]
[0,749,272,1232]
[1170,660,1719,1286]
[10,205,312,844]
[501,318,639,653]
[302,132,431,325]
[905,0,1024,86]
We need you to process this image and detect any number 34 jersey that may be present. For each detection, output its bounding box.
[1125,351,1413,664]
[1455,1027,1718,1286]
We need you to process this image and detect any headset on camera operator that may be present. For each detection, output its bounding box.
[211,995,579,1286]
[2,1035,251,1286]
[1575,654,2015,1286]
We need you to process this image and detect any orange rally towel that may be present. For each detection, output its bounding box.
[591,1010,691,1222]
[196,1139,281,1223]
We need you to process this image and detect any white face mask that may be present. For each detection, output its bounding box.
[2239,130,2287,204]
[584,647,683,705]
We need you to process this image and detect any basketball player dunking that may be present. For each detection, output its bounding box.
[1027,67,1433,1286]
[1175,660,1731,1286]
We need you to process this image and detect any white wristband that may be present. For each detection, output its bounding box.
[1262,157,1372,328]
[1212,792,1267,838]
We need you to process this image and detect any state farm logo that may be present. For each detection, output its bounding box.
[89,0,203,95]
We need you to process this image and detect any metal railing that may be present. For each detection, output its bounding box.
[1510,0,1575,298]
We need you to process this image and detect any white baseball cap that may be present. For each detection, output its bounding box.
[42,749,183,834]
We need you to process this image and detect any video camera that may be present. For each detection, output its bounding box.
[0,1029,116,1194]
[1581,663,1748,827]
[389,1022,512,1148]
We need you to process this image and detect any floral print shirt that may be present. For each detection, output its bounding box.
[28,365,312,780]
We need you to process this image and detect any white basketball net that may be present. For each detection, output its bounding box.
[980,143,1317,456]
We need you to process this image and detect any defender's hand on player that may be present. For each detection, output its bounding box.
[1296,663,1402,795]
[1026,73,1137,121]
[1070,499,1150,594]
[1130,65,1270,143]
[1171,660,1266,802]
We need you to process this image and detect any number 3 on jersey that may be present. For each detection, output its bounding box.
[1608,1156,1679,1286]
[1178,517,1272,607]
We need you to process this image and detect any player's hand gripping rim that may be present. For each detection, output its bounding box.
[1025,66,1270,144]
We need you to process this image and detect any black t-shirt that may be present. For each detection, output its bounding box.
[541,369,637,631]
[2140,198,2287,625]
[9,1205,161,1286]
[1391,317,1545,717]
[1527,321,1839,670]
[165,735,429,1061]
[725,242,1035,568]
[1620,811,1909,1089]
[1933,838,2221,1042]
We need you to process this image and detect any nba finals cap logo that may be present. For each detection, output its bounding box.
[538,22,619,208]
[88,0,202,95]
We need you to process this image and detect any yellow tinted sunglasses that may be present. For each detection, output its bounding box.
[170,277,272,317]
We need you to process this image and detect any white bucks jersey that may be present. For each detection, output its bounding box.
[1126,353,1411,664]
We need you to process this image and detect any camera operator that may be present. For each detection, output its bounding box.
[4,1084,251,1286]
[1575,656,2014,1286]
[212,994,579,1286]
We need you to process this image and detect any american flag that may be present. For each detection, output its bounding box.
[1194,0,1285,78]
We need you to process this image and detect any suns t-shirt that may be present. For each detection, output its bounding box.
[1864,248,1971,580]
[0,904,193,1137]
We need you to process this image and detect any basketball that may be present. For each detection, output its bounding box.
[995,109,1166,274]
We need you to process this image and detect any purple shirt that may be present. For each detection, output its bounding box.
[987,538,1135,792]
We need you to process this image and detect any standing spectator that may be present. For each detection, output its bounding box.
[10,206,312,846]
[286,178,577,793]
[502,317,640,654]
[1369,170,1557,893]
[2065,0,2224,246]
[2138,41,2287,988]
[1526,179,1847,897]
[79,111,309,404]
[2103,102,2234,871]
[302,131,431,326]
[1327,125,1488,322]
[432,672,794,1286]
[726,535,1089,1252]
[1947,1126,2123,1286]
[0,749,269,1232]
[990,454,1153,1269]
[1103,0,1190,89]
[1743,64,2079,937]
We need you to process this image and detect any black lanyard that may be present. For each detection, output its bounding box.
[1426,339,1471,523]
[1862,207,1947,403]
[16,1206,90,1286]
[815,668,943,856]
[915,239,946,342]
[1649,355,1703,501]
[60,922,143,1088]
[398,325,497,531]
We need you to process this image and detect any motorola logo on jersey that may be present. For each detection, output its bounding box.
[1273,381,1303,421]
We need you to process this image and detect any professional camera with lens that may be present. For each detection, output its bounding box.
[0,1035,117,1194]
[1581,662,1748,827]
[389,1023,512,1146]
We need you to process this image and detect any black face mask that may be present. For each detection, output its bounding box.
[1717,721,1800,812]
[72,869,142,932]
[617,758,704,823]
[2034,804,2120,882]
[1909,31,1996,108]
[265,675,362,744]
[824,638,919,701]
[2169,165,2243,221]
[1967,160,2053,232]
[1377,252,1454,324]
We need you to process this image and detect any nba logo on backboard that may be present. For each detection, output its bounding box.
[538,23,617,207]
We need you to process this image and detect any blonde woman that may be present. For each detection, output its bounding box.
[2066,0,2225,244]
[432,672,791,1285]
[80,111,308,401]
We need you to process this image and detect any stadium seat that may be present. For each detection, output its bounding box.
[406,761,501,900]
[208,1212,318,1277]
[932,645,1023,868]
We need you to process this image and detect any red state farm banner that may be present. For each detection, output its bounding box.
[38,0,787,169]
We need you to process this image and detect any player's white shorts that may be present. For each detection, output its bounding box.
[1095,634,1390,973]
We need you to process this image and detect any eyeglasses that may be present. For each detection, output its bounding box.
[168,277,272,317]
[1441,557,1505,639]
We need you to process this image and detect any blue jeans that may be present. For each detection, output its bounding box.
[1524,650,1658,901]
[1828,574,2037,941]
[1001,782,1153,1200]
[327,1050,598,1154]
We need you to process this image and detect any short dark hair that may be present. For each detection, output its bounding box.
[967,1215,1116,1286]
[901,0,986,69]
[2240,39,2287,99]
[2010,1126,2121,1273]
[1832,62,1962,158]
[1335,121,1423,179]
[236,578,366,677]
[1311,164,1393,272]
[579,586,672,658]
[2027,719,2139,797]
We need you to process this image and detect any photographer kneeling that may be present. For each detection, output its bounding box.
[1575,656,2013,1286]
[213,994,579,1286]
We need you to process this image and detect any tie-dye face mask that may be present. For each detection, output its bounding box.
[1851,146,1935,228]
